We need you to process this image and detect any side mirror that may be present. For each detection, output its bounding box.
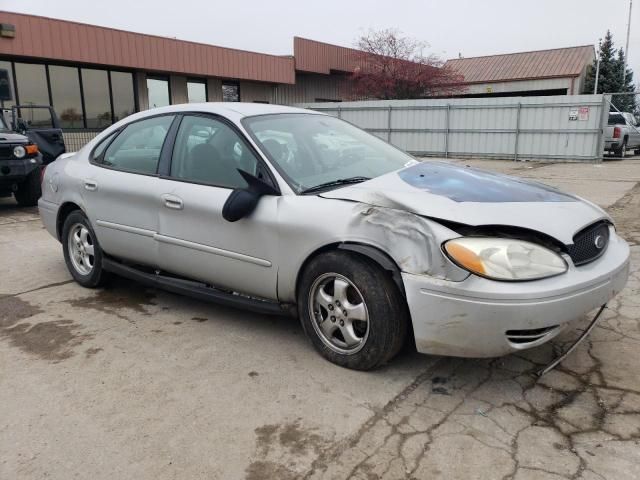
[222,170,279,222]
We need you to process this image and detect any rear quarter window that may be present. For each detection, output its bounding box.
[608,114,626,125]
[91,131,119,161]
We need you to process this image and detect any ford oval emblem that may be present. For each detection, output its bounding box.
[594,235,605,250]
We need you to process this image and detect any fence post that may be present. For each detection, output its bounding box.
[595,95,609,163]
[444,104,450,158]
[514,102,522,161]
[387,105,392,143]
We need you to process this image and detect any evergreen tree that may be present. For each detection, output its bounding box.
[614,49,637,113]
[583,30,637,113]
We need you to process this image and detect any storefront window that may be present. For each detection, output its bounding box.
[13,63,50,127]
[187,80,207,103]
[81,69,111,128]
[0,59,139,129]
[147,77,170,108]
[111,71,135,121]
[0,61,16,109]
[222,82,240,102]
[49,65,84,128]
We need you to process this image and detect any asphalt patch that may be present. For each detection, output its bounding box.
[0,296,43,328]
[1,319,92,362]
[65,279,156,321]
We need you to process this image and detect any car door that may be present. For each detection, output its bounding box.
[13,105,66,163]
[156,113,280,300]
[627,114,640,148]
[83,114,176,267]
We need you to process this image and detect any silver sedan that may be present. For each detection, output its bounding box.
[39,104,630,370]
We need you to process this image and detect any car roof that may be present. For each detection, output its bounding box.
[129,102,322,123]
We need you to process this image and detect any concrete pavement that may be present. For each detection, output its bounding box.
[1,159,639,479]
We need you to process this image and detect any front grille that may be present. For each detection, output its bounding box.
[506,326,559,345]
[567,221,610,266]
[0,145,13,160]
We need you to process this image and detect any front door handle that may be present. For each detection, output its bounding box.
[84,180,98,191]
[161,194,183,210]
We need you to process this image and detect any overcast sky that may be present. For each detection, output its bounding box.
[3,0,639,81]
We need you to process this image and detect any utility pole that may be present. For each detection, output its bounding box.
[622,0,633,85]
[594,39,601,94]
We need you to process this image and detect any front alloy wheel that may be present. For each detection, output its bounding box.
[309,273,370,355]
[298,251,408,370]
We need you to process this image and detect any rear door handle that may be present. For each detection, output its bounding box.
[161,194,183,210]
[84,180,98,191]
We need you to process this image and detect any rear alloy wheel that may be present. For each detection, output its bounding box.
[62,210,107,288]
[68,223,95,276]
[298,251,408,370]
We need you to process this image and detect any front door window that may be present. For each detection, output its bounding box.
[170,115,259,188]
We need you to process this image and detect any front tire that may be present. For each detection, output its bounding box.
[14,168,42,207]
[62,210,107,288]
[298,251,408,370]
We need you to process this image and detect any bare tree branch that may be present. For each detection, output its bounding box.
[350,28,466,100]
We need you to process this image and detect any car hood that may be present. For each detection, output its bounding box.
[0,131,28,143]
[319,161,609,244]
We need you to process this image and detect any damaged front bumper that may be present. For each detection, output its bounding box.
[403,231,630,358]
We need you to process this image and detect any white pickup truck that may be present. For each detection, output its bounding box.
[605,112,640,158]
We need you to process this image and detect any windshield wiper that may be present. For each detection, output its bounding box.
[301,176,371,194]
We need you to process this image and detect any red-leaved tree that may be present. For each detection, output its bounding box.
[350,29,465,99]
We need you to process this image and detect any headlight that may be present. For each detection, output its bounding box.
[13,145,26,158]
[443,237,567,281]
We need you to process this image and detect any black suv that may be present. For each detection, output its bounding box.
[0,105,66,206]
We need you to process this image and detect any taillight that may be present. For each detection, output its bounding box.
[613,127,621,139]
[40,165,47,185]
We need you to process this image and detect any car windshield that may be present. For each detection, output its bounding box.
[242,113,416,193]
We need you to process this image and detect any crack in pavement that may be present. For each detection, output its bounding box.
[1,279,75,298]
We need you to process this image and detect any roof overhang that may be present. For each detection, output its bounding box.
[0,11,296,84]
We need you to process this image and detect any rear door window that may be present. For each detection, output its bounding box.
[100,115,174,175]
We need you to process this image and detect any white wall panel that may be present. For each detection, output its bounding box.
[300,95,607,161]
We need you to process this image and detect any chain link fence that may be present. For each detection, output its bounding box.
[62,130,102,152]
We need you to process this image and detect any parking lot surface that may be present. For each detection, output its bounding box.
[1,158,639,480]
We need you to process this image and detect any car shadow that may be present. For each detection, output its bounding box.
[0,196,37,216]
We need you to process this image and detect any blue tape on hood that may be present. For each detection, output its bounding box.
[397,162,576,203]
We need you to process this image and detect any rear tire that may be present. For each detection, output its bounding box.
[62,210,107,288]
[613,140,627,158]
[298,251,408,370]
[14,168,42,207]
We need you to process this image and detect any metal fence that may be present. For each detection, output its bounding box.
[62,130,101,152]
[300,95,609,162]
